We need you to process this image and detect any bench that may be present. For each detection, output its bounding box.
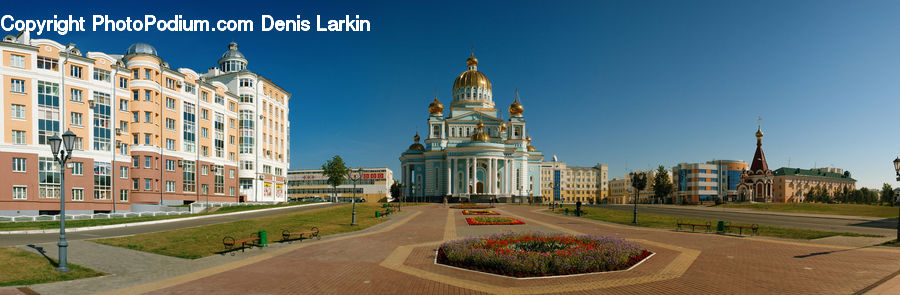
[724,223,759,236]
[281,227,320,243]
[222,233,262,255]
[376,208,392,218]
[676,220,712,233]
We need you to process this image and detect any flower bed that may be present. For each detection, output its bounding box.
[449,204,494,209]
[436,232,652,277]
[461,210,500,215]
[465,216,525,225]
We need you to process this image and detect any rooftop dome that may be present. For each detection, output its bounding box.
[470,121,490,142]
[218,42,248,73]
[125,43,157,56]
[452,50,493,104]
[408,132,425,151]
[509,89,524,116]
[220,42,246,60]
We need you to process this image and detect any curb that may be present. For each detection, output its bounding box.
[601,204,888,221]
[0,202,332,235]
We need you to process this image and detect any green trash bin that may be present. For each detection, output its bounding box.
[375,211,380,218]
[258,230,268,247]
[716,221,725,233]
[382,204,387,208]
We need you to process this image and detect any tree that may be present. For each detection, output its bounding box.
[652,165,673,204]
[882,183,894,206]
[321,155,348,202]
[631,172,647,223]
[390,181,402,201]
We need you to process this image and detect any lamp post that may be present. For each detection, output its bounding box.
[50,130,76,272]
[892,157,900,242]
[631,172,647,224]
[347,168,360,226]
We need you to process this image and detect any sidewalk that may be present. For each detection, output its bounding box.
[613,204,888,221]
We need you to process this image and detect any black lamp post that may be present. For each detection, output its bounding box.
[631,172,647,224]
[347,168,360,226]
[892,157,900,242]
[50,130,76,272]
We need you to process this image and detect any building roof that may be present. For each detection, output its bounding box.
[750,128,769,172]
[773,167,855,181]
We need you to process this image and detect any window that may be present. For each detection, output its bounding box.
[144,69,151,80]
[166,118,176,130]
[229,102,236,112]
[201,165,208,175]
[132,178,139,190]
[120,166,128,178]
[120,99,128,111]
[201,184,209,195]
[144,133,151,145]
[201,109,208,120]
[119,77,128,88]
[10,54,25,68]
[201,127,208,138]
[166,138,176,150]
[183,160,195,192]
[132,156,139,168]
[184,82,195,94]
[72,188,84,201]
[239,110,254,153]
[214,165,224,194]
[70,65,82,78]
[166,160,175,171]
[145,112,152,123]
[13,186,27,200]
[39,157,60,198]
[11,104,25,119]
[94,162,111,200]
[229,187,235,196]
[144,90,152,101]
[132,69,138,79]
[240,94,253,103]
[166,181,175,192]
[13,158,26,172]
[70,112,83,127]
[12,130,26,145]
[229,169,235,178]
[70,88,82,102]
[215,94,224,105]
[240,161,253,170]
[132,112,138,122]
[71,162,83,175]
[166,97,175,109]
[93,69,110,82]
[144,156,151,168]
[239,78,253,87]
[183,102,196,152]
[37,57,58,71]
[37,81,60,145]
[166,78,176,89]
[144,178,152,190]
[132,90,139,101]
[201,146,209,157]
[10,79,25,93]
[120,189,128,202]
[201,92,208,102]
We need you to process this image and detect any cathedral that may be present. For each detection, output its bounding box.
[399,53,544,203]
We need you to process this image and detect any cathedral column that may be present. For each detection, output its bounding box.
[506,159,511,195]
[447,158,452,196]
[487,158,493,194]
[465,158,470,194]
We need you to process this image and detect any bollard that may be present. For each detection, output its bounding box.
[375,211,380,218]
[258,231,268,247]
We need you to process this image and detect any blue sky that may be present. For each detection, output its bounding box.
[4,0,900,188]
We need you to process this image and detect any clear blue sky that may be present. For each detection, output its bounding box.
[5,0,900,188]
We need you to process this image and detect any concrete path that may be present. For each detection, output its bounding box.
[4,204,899,294]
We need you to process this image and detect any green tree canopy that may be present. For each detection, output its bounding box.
[652,165,673,204]
[321,155,348,202]
[881,183,894,206]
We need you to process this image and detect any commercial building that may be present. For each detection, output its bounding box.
[606,169,673,204]
[773,167,856,203]
[0,31,290,216]
[673,159,748,204]
[398,52,543,203]
[540,158,608,204]
[286,168,393,202]
[608,177,631,204]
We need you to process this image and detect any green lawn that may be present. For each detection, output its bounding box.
[0,202,319,231]
[92,203,394,259]
[0,247,104,287]
[720,203,899,218]
[552,206,882,240]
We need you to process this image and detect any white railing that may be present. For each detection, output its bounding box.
[0,201,275,223]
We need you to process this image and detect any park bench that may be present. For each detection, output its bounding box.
[724,223,759,236]
[376,208,392,218]
[676,220,712,233]
[281,227,320,243]
[222,232,262,254]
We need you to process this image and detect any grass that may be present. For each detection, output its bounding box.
[0,202,319,231]
[92,203,395,259]
[551,206,882,240]
[0,247,104,287]
[720,203,899,219]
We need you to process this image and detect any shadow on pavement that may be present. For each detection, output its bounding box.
[849,218,897,229]
[793,245,876,259]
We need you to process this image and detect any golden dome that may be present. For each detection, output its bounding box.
[500,122,507,132]
[408,132,424,151]
[755,126,763,138]
[428,98,443,114]
[466,55,478,66]
[470,121,490,142]
[509,89,524,116]
[526,136,536,151]
[453,70,492,92]
[527,145,536,152]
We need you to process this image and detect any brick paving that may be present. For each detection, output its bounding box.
[9,204,899,294]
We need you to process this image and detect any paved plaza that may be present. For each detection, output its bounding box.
[4,204,900,294]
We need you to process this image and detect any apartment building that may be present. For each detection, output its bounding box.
[672,159,748,204]
[540,160,608,204]
[0,31,289,215]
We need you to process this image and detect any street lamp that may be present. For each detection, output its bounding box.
[347,168,360,226]
[631,172,647,224]
[50,130,76,272]
[892,157,900,242]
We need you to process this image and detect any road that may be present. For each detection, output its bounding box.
[593,204,897,237]
[0,203,339,247]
